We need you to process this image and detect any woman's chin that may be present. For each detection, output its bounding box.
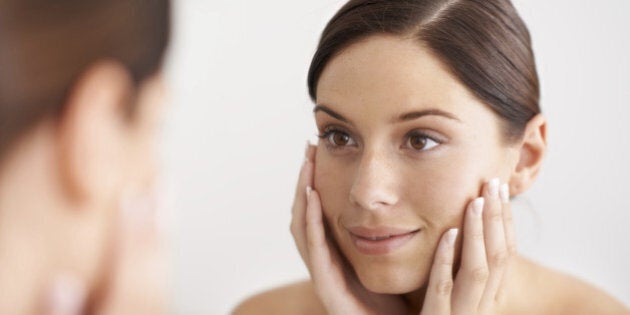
[355,265,428,294]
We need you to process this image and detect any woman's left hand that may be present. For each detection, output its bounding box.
[420,179,516,315]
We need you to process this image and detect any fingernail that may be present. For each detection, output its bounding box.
[500,183,510,203]
[48,274,86,315]
[473,197,485,216]
[306,186,312,198]
[446,228,458,245]
[488,178,500,197]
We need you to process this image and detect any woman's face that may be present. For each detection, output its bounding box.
[313,35,520,294]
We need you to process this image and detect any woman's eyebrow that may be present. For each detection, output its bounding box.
[314,105,461,125]
[397,109,462,123]
[313,105,352,124]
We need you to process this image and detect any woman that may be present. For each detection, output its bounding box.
[235,0,629,314]
[0,0,170,314]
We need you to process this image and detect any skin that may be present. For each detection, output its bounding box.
[234,35,630,314]
[312,34,518,297]
[0,61,168,315]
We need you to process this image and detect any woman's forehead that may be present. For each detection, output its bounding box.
[316,36,486,126]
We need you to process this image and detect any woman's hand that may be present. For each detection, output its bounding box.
[45,189,169,315]
[291,144,516,315]
[420,179,515,315]
[290,144,408,315]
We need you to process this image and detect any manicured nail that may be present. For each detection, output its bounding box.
[500,183,510,203]
[306,186,312,198]
[48,274,86,315]
[446,228,458,245]
[473,197,485,216]
[488,178,500,197]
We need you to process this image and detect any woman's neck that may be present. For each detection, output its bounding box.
[402,287,426,315]
[0,221,54,314]
[0,124,95,314]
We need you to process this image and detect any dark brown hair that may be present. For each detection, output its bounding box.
[0,0,170,158]
[308,0,540,142]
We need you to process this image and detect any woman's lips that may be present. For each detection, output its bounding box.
[347,226,421,256]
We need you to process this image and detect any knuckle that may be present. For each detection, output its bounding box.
[507,243,518,255]
[435,279,454,296]
[306,235,321,248]
[504,212,514,224]
[471,231,484,241]
[436,256,453,267]
[490,251,508,267]
[470,266,489,283]
[488,211,503,223]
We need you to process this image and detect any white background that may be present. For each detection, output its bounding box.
[162,0,630,314]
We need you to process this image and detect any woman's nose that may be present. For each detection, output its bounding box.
[348,149,399,211]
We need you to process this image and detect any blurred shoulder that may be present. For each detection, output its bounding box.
[518,257,630,315]
[231,280,325,315]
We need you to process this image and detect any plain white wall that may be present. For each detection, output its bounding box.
[162,0,630,313]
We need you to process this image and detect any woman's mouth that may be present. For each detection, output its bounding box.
[347,226,421,256]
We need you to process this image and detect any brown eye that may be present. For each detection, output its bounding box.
[321,129,356,147]
[331,132,350,146]
[409,135,427,150]
[407,133,440,151]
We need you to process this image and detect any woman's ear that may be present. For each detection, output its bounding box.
[57,60,134,205]
[509,114,547,195]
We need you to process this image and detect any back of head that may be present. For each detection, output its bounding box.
[0,0,170,160]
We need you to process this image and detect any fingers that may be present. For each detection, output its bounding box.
[500,184,517,257]
[420,229,458,315]
[305,187,330,273]
[292,144,359,312]
[292,143,317,218]
[452,197,488,313]
[290,143,317,263]
[96,190,168,315]
[304,187,354,312]
[479,179,510,310]
[497,183,516,304]
[448,179,514,314]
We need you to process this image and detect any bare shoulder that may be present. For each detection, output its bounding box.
[517,257,630,315]
[231,280,325,315]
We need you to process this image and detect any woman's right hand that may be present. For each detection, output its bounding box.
[290,144,409,315]
[45,189,168,315]
[291,144,516,315]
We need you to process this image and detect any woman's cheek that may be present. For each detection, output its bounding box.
[404,157,485,229]
[313,151,345,220]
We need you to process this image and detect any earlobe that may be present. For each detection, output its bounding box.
[57,60,134,205]
[509,114,547,195]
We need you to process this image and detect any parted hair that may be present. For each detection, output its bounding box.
[308,0,540,142]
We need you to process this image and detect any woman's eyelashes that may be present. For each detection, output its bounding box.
[404,130,443,151]
[318,127,357,150]
[317,126,445,153]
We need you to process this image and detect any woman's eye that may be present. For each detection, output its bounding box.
[322,130,356,147]
[407,133,440,151]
